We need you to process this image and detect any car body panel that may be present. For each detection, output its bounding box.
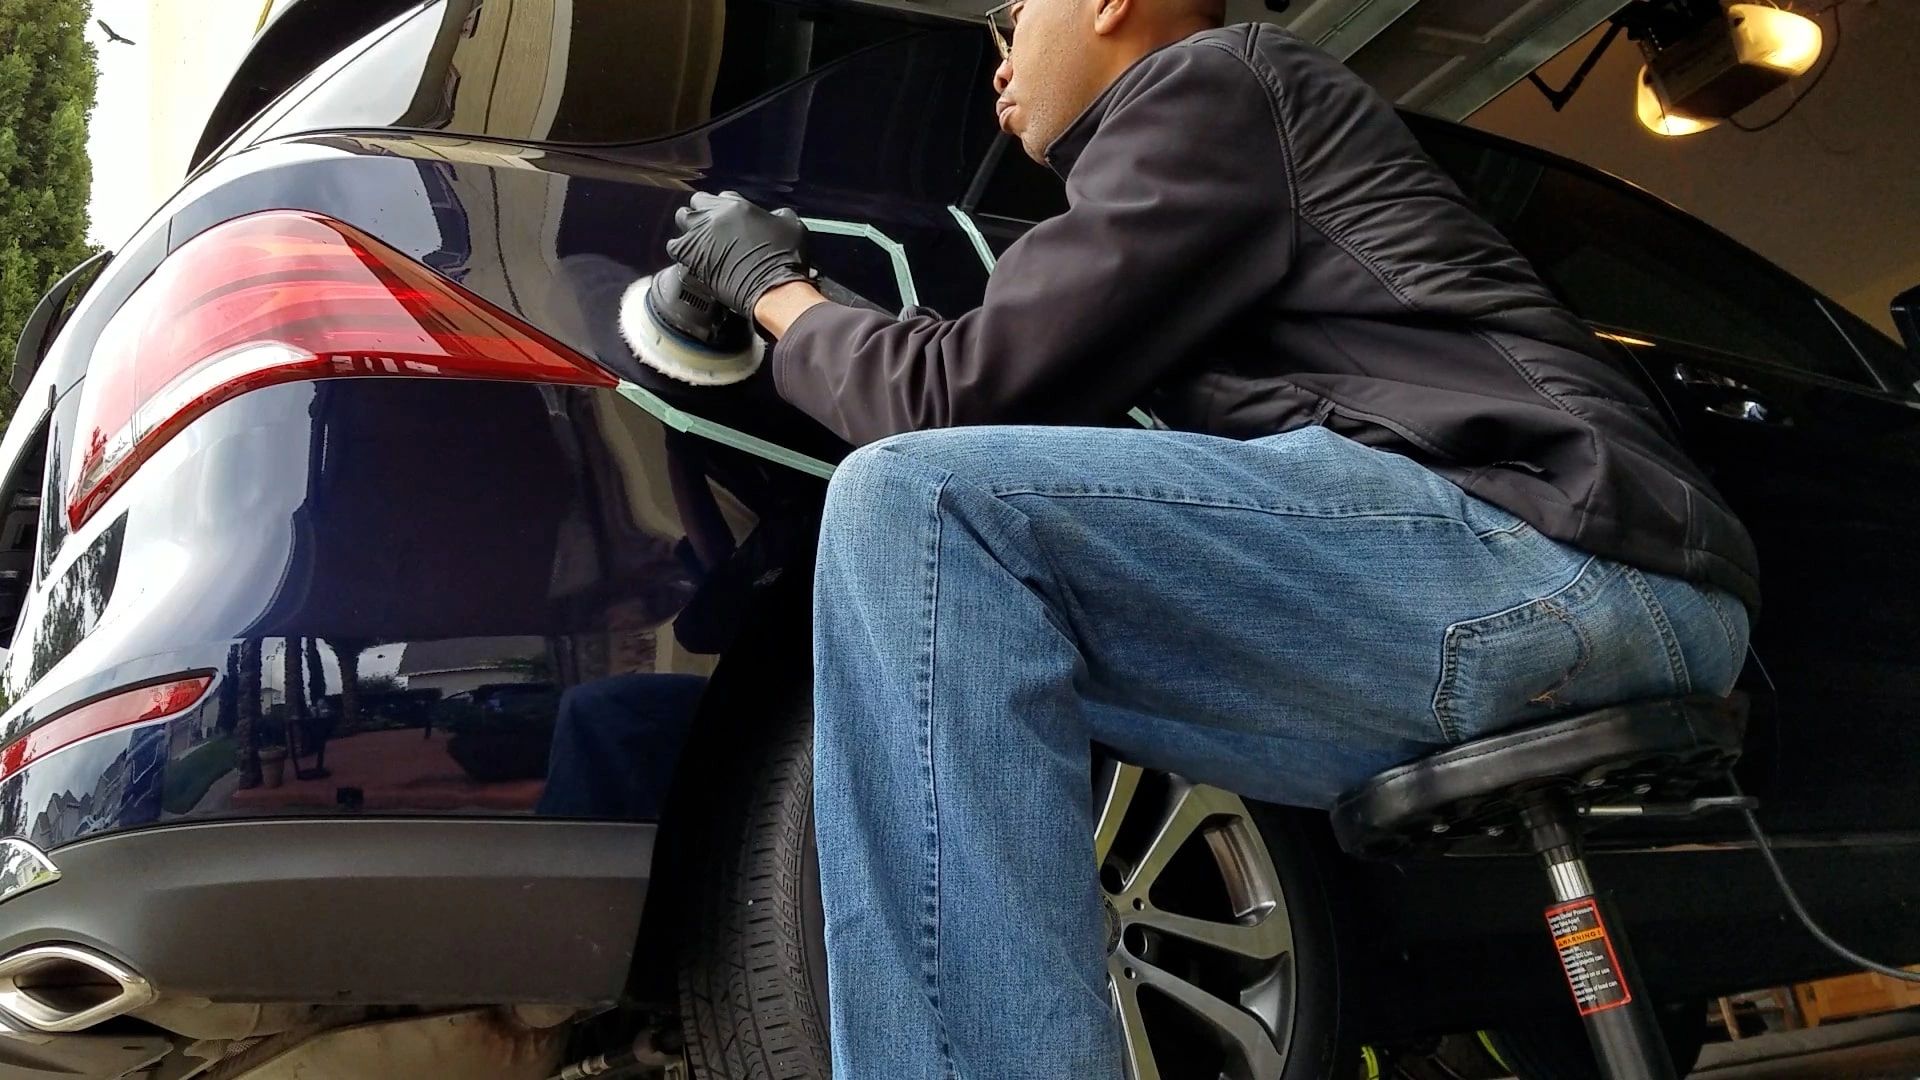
[0,369,821,847]
[1,0,1914,1042]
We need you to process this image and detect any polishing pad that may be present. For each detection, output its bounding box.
[618,274,765,386]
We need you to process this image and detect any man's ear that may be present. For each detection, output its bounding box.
[1091,0,1132,37]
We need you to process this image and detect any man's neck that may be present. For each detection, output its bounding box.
[1105,18,1221,75]
[1046,24,1223,176]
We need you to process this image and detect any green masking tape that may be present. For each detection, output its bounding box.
[948,204,999,272]
[801,217,919,308]
[622,208,1148,472]
[948,206,1152,431]
[614,381,836,479]
[615,218,926,477]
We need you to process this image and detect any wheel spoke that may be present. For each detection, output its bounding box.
[1134,957,1285,1077]
[1109,957,1162,1080]
[1121,780,1233,897]
[1095,762,1145,869]
[1135,902,1292,962]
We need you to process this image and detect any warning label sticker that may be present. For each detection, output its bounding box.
[1546,898,1632,1015]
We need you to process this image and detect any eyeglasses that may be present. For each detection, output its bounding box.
[985,0,1020,61]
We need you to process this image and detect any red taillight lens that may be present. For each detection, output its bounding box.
[67,210,616,529]
[0,675,212,783]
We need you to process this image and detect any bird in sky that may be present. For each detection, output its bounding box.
[96,20,136,45]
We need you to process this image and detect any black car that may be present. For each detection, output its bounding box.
[0,1,1915,1077]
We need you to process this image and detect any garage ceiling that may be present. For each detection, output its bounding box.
[912,0,1631,119]
[1241,0,1628,119]
[1471,0,1916,337]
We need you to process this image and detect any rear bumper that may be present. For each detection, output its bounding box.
[0,818,652,1009]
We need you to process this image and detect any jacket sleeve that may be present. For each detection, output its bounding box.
[770,39,1296,444]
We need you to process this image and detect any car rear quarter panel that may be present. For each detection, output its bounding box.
[0,21,1011,852]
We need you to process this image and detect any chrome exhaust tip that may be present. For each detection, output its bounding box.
[0,945,155,1033]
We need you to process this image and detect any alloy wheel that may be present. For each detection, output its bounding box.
[1095,762,1297,1080]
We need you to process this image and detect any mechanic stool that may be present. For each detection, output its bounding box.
[1332,695,1751,1080]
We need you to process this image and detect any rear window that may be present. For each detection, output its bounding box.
[258,0,931,146]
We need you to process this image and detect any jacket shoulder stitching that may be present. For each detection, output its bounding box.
[1229,35,1425,317]
[1193,33,1299,221]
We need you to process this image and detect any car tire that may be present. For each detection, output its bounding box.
[673,687,1355,1079]
[1484,998,1707,1080]
[674,689,832,1080]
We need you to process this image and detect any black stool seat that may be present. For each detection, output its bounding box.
[1333,695,1748,859]
[1332,694,1750,1080]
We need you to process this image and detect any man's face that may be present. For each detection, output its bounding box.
[992,0,1101,163]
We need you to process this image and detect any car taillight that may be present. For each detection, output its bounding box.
[67,210,616,530]
[0,675,212,783]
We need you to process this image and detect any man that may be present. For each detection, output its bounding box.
[665,0,1759,1073]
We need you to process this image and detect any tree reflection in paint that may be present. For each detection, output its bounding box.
[26,516,125,688]
[235,639,263,789]
[330,637,367,738]
[305,637,331,774]
[218,644,241,738]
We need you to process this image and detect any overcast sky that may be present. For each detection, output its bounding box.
[83,0,154,249]
[84,0,261,250]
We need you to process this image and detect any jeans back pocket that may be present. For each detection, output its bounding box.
[1430,560,1693,743]
[1431,587,1591,743]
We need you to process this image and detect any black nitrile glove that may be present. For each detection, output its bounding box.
[665,191,811,318]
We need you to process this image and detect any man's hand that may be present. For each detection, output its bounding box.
[666,191,812,320]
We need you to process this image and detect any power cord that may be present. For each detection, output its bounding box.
[1728,774,1920,983]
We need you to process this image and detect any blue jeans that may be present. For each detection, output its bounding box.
[536,673,707,819]
[811,425,1749,1079]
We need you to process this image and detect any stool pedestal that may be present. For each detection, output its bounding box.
[1521,790,1676,1080]
[1331,697,1750,1080]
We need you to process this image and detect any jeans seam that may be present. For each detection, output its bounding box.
[920,473,958,1075]
[1471,520,1532,541]
[1626,567,1691,694]
[1527,598,1591,707]
[990,485,1465,524]
[1702,589,1744,661]
[1432,627,1467,742]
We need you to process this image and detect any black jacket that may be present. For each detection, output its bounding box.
[772,23,1760,612]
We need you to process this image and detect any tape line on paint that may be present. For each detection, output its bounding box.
[614,381,836,479]
[947,206,1152,431]
[612,215,924,479]
[801,217,919,308]
[947,205,999,272]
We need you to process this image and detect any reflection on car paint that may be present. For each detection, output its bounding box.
[0,719,167,850]
[152,626,715,824]
[0,358,825,844]
[24,517,125,689]
[0,836,60,904]
[0,515,127,727]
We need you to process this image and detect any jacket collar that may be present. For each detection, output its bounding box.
[1042,89,1112,179]
[1042,43,1170,178]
